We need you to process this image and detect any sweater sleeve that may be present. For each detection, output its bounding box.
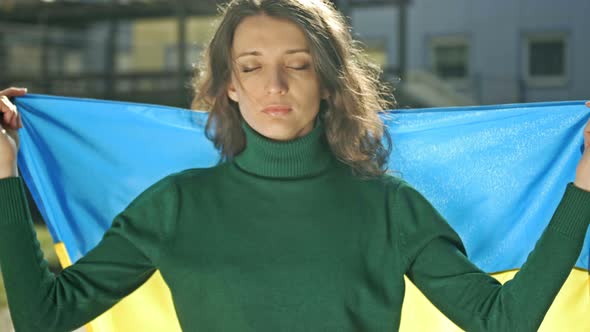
[0,176,179,332]
[395,180,590,332]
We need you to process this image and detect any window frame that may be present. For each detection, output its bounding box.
[353,35,389,71]
[522,32,568,88]
[429,34,470,87]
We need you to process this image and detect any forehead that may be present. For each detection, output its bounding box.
[232,14,309,55]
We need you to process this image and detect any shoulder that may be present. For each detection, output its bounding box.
[127,163,231,207]
[377,173,438,214]
[361,172,445,227]
[328,167,431,212]
[328,161,419,198]
[352,171,417,197]
[383,174,423,200]
[160,162,232,186]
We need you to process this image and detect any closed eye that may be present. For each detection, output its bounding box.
[288,64,310,70]
[242,67,260,73]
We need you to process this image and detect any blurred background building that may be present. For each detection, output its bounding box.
[350,0,590,106]
[0,0,222,107]
[1,0,588,109]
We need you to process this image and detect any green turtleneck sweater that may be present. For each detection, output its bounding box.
[1,121,590,332]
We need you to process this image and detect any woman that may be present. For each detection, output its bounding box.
[1,0,590,331]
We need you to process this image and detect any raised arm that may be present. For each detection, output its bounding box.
[397,181,590,331]
[0,88,179,331]
[0,174,179,332]
[397,108,590,331]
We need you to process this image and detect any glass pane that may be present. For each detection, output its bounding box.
[123,18,177,72]
[47,27,87,75]
[187,16,217,68]
[434,44,467,79]
[362,40,388,68]
[4,26,42,77]
[529,40,564,76]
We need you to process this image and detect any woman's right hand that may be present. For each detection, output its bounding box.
[0,87,26,179]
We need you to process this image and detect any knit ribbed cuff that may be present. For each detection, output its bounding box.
[547,183,590,237]
[0,177,30,226]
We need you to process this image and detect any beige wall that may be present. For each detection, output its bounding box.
[123,16,217,72]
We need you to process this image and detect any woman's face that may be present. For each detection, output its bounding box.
[227,14,327,141]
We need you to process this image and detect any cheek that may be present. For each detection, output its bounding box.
[233,88,259,118]
[300,81,323,104]
[235,90,258,113]
[235,77,266,103]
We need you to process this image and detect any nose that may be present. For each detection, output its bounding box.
[265,67,288,95]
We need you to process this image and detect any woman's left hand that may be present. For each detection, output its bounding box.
[574,101,590,191]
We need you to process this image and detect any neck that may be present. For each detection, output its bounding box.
[234,120,335,178]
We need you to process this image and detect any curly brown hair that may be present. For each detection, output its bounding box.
[192,0,393,177]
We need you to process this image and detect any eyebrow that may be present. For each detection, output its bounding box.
[235,48,310,59]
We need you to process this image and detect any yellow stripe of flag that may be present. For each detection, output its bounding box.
[56,243,589,331]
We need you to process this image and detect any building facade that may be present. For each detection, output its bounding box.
[1,0,588,107]
[351,0,590,105]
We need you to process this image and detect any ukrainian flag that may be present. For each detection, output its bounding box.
[14,95,590,331]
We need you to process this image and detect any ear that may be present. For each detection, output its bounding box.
[321,88,330,100]
[227,80,239,103]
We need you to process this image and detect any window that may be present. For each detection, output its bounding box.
[524,33,567,87]
[164,44,203,71]
[361,39,388,69]
[430,36,469,81]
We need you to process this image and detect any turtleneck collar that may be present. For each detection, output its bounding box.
[234,119,335,178]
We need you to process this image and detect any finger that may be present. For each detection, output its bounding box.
[0,98,23,130]
[15,110,23,129]
[9,110,19,129]
[0,100,9,124]
[0,101,19,130]
[0,95,17,114]
[12,107,20,129]
[0,95,11,112]
[1,102,16,126]
[0,87,27,97]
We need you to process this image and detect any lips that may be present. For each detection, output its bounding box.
[262,105,292,116]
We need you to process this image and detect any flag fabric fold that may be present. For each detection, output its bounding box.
[13,94,590,331]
